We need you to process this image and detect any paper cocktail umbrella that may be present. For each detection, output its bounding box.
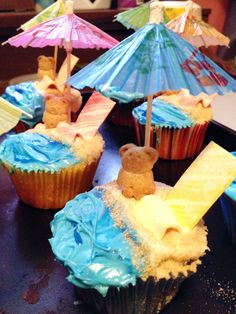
[166,1,230,48]
[114,0,195,31]
[3,0,119,91]
[17,0,66,73]
[115,0,230,49]
[68,1,236,146]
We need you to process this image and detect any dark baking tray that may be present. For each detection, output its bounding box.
[0,121,236,314]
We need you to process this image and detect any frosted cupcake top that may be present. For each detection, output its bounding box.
[0,133,83,173]
[30,122,104,163]
[50,182,208,296]
[224,152,236,201]
[98,85,144,103]
[2,82,44,127]
[158,89,214,124]
[132,98,193,128]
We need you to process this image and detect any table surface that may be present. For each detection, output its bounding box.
[0,122,236,314]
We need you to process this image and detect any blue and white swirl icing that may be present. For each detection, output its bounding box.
[98,85,144,104]
[2,82,44,127]
[132,98,193,128]
[49,188,139,296]
[0,133,83,173]
[224,152,236,202]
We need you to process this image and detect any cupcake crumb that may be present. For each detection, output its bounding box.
[200,274,236,313]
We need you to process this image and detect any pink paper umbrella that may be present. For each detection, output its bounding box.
[4,0,119,89]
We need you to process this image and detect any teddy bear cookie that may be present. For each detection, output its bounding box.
[117,143,159,200]
[42,94,71,128]
[37,55,55,81]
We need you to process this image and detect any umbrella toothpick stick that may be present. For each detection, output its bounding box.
[54,45,59,76]
[65,1,74,94]
[145,95,153,146]
[144,0,164,147]
[66,49,71,93]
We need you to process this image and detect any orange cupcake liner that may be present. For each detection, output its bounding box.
[5,157,101,210]
[134,119,209,160]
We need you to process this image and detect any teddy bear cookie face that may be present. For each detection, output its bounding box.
[43,95,71,129]
[120,144,158,174]
[117,143,159,200]
[37,55,55,81]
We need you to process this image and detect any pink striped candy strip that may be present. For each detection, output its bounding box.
[74,91,116,139]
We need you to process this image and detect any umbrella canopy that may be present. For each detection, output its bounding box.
[115,2,150,31]
[166,9,230,48]
[68,22,236,97]
[114,0,187,30]
[5,10,118,50]
[4,0,119,91]
[17,0,66,74]
[115,0,229,49]
[19,0,65,31]
[68,19,236,146]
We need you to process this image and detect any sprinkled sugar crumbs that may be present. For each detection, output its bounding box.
[200,273,236,314]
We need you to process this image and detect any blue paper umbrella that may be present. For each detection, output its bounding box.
[68,23,236,144]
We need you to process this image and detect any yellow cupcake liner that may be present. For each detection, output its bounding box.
[5,157,101,210]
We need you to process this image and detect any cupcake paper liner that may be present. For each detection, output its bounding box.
[220,193,236,246]
[76,275,188,314]
[134,119,209,160]
[4,158,101,209]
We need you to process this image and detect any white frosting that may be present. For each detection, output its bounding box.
[130,194,181,240]
[104,181,208,280]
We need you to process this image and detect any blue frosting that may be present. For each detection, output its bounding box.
[0,133,82,173]
[132,98,193,128]
[98,85,144,104]
[2,82,44,127]
[224,152,236,202]
[49,188,140,296]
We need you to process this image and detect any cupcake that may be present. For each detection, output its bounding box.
[2,80,83,132]
[132,89,215,160]
[50,181,208,313]
[0,88,116,209]
[49,143,211,313]
[219,152,236,246]
[49,141,236,313]
[0,126,104,209]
